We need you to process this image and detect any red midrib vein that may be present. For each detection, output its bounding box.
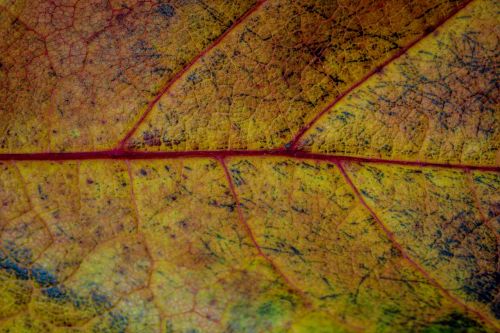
[287,0,475,149]
[0,150,498,172]
[116,0,268,149]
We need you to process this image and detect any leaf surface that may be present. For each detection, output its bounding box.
[296,0,499,165]
[0,0,499,332]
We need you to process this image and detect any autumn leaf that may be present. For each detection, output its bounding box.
[0,0,498,332]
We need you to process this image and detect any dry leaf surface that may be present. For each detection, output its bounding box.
[0,0,499,332]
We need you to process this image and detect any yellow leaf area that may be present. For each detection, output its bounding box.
[297,0,500,166]
[0,157,498,332]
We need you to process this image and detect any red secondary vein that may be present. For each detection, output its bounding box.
[219,157,310,304]
[336,162,497,329]
[0,150,498,172]
[287,0,475,149]
[116,0,268,149]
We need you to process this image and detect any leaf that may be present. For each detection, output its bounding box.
[0,0,498,332]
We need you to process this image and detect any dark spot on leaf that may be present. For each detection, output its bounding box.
[143,130,161,146]
[187,72,200,83]
[0,256,29,280]
[38,184,48,200]
[464,271,500,318]
[290,246,302,256]
[109,312,128,332]
[31,266,58,286]
[43,286,68,301]
[157,3,175,18]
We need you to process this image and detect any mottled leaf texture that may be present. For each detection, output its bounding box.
[0,0,498,332]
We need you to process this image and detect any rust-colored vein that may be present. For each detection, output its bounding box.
[116,0,268,149]
[336,161,498,330]
[0,150,498,172]
[287,0,475,149]
[218,156,310,304]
